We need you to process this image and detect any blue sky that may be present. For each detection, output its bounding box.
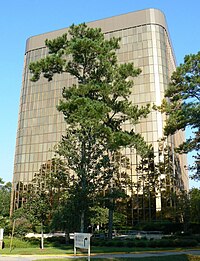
[0,0,199,188]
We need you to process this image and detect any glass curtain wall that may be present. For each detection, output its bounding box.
[11,15,188,224]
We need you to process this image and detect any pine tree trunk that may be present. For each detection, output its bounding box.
[65,231,70,244]
[108,207,113,239]
[80,211,85,233]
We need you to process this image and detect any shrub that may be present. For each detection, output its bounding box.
[148,240,159,248]
[146,238,198,248]
[4,236,36,248]
[135,240,147,247]
[133,221,184,234]
[91,236,199,248]
[98,240,106,247]
[174,239,198,247]
[104,240,113,247]
[125,240,136,248]
[91,239,100,246]
[158,239,173,247]
[46,236,66,245]
[112,240,124,247]
[24,237,40,246]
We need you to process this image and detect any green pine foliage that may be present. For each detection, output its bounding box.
[160,51,200,179]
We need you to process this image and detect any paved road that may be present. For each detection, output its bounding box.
[1,250,200,260]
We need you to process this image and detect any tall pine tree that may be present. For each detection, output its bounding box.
[30,23,151,232]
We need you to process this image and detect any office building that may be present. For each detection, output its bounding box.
[11,8,188,221]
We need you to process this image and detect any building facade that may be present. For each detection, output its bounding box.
[11,9,188,221]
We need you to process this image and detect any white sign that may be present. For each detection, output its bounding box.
[0,229,4,240]
[74,233,91,249]
[74,232,92,260]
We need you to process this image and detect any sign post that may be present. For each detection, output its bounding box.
[0,228,4,249]
[74,233,92,260]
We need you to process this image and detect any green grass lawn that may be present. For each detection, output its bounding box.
[0,247,69,255]
[0,237,177,255]
[34,255,200,261]
[1,236,200,260]
[0,245,184,255]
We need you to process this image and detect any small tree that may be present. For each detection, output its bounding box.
[17,158,69,248]
[189,188,200,224]
[0,180,11,217]
[0,179,11,234]
[89,206,109,231]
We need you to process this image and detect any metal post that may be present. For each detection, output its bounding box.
[88,243,90,261]
[41,222,44,249]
